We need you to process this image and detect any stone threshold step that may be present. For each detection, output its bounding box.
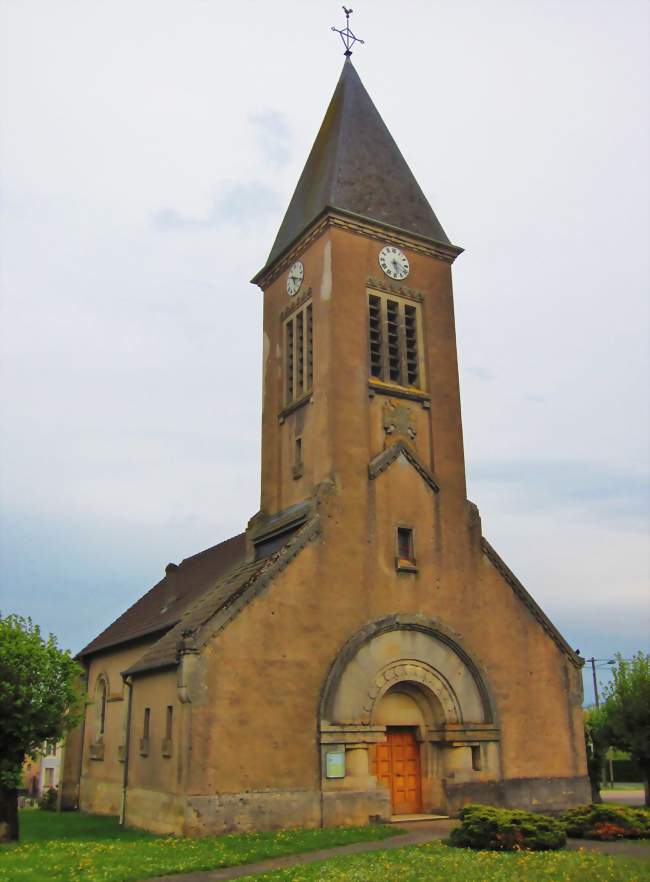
[391,813,450,822]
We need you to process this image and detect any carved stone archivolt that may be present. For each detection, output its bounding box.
[363,659,462,725]
[322,619,491,727]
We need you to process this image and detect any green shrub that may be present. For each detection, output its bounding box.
[448,804,566,851]
[37,787,58,811]
[559,803,650,840]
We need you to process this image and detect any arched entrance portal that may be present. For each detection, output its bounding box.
[371,685,434,813]
[319,616,501,820]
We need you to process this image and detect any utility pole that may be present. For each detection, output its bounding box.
[588,656,617,788]
[589,657,600,708]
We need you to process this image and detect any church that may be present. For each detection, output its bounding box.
[61,56,590,835]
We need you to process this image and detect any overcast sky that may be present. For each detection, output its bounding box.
[1,1,648,705]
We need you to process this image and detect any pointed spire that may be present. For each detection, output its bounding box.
[265,60,452,269]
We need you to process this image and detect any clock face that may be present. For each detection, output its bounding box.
[286,261,304,297]
[379,246,410,281]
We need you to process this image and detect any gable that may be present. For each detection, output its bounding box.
[481,538,581,667]
[368,441,440,493]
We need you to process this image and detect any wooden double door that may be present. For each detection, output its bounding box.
[371,727,422,814]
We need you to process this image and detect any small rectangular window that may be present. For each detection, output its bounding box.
[367,291,423,390]
[396,527,416,570]
[284,301,313,405]
[165,706,173,740]
[471,745,482,771]
[292,436,303,480]
[143,707,151,740]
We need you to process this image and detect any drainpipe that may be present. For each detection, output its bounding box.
[119,675,133,826]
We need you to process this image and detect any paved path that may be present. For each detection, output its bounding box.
[603,788,646,807]
[145,818,648,882]
[145,822,451,882]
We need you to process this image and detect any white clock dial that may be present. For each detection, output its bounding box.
[379,246,410,281]
[286,261,304,296]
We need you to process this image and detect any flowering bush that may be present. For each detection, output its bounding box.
[449,804,566,851]
[559,803,650,839]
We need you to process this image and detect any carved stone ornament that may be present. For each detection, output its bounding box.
[383,401,416,444]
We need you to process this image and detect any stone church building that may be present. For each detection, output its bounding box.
[61,60,589,834]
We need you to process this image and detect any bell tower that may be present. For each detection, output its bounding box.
[252,59,466,527]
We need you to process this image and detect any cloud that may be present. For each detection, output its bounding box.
[471,458,650,527]
[465,365,494,381]
[154,181,281,230]
[249,110,292,168]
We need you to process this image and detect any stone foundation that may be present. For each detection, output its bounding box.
[79,777,123,817]
[184,789,322,836]
[445,775,591,816]
[322,789,391,826]
[124,787,187,835]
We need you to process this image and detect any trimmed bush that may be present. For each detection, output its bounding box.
[37,787,58,811]
[449,804,566,851]
[559,804,650,840]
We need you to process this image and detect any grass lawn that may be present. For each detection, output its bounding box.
[0,810,400,882]
[238,840,650,882]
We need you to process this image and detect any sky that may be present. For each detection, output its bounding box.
[1,0,648,706]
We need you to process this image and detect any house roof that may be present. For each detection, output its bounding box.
[264,59,453,271]
[77,532,247,658]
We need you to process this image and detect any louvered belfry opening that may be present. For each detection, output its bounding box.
[369,294,383,378]
[405,305,419,386]
[367,291,423,389]
[284,301,313,405]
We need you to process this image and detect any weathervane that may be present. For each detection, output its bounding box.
[331,6,365,57]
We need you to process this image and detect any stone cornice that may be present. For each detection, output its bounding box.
[279,287,313,321]
[480,538,583,669]
[251,207,463,290]
[366,276,424,303]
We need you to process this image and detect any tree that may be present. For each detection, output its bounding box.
[0,614,84,841]
[601,652,650,806]
[584,706,608,803]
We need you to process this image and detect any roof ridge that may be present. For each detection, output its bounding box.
[178,531,245,568]
[123,516,321,677]
[77,531,247,658]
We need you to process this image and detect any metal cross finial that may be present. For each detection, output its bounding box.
[331,6,365,57]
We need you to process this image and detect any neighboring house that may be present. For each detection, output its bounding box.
[23,741,63,796]
[61,58,590,835]
[22,755,41,797]
[39,740,63,793]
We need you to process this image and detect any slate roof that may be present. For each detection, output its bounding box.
[77,532,247,658]
[264,59,453,270]
[123,516,321,677]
